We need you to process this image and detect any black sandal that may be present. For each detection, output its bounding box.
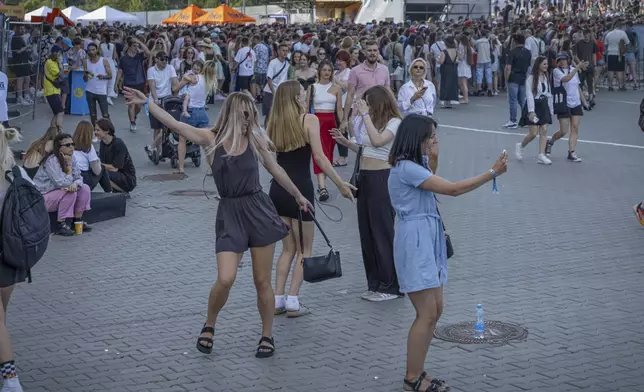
[255,336,275,358]
[318,187,330,202]
[196,325,214,354]
[404,371,450,392]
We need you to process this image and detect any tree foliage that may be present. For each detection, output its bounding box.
[23,0,68,12]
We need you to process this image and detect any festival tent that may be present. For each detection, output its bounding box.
[62,6,88,22]
[162,4,207,25]
[76,6,138,24]
[194,5,256,24]
[31,8,75,26]
[24,6,52,21]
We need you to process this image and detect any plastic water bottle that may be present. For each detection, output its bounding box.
[474,304,485,339]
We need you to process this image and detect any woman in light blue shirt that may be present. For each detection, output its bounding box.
[387,114,508,392]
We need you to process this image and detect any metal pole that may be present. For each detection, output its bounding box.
[33,22,43,121]
[0,13,6,74]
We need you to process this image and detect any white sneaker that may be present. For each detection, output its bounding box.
[2,377,23,392]
[366,292,400,302]
[107,97,114,106]
[503,121,518,128]
[450,100,460,105]
[360,291,375,300]
[537,153,552,165]
[515,142,524,161]
[18,98,30,106]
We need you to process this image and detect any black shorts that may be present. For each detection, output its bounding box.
[124,83,145,93]
[606,55,625,72]
[46,94,64,115]
[149,96,169,129]
[557,104,584,119]
[10,60,31,78]
[236,75,252,91]
[254,73,267,86]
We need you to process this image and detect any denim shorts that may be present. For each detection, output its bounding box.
[625,52,636,64]
[181,107,209,128]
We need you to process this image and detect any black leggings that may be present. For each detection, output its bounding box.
[356,169,400,295]
[86,91,109,123]
[81,168,112,192]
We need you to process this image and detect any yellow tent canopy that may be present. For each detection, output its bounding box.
[162,4,207,25]
[194,5,256,24]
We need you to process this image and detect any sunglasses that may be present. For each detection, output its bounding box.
[61,142,75,147]
[413,65,425,70]
[156,57,168,62]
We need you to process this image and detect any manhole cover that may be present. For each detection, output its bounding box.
[169,190,217,197]
[434,321,528,345]
[142,173,186,182]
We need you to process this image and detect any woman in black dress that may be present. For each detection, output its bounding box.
[124,88,313,359]
[438,36,459,109]
[267,80,354,317]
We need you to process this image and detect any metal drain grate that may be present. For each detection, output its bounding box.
[434,320,528,345]
[141,173,187,182]
[168,190,217,197]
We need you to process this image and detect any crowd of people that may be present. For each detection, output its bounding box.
[0,4,642,391]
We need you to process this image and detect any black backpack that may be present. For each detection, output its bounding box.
[0,166,50,282]
[639,98,644,132]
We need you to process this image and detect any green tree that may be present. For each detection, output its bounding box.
[143,0,169,11]
[23,0,68,12]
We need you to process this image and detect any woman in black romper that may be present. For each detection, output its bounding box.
[438,36,459,109]
[124,88,313,358]
[266,80,354,317]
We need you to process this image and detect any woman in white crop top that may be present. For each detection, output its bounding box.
[306,60,343,201]
[331,85,404,301]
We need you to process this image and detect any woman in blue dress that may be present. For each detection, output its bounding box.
[387,114,508,392]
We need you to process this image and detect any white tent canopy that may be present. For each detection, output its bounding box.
[24,6,52,21]
[76,6,138,24]
[62,6,88,22]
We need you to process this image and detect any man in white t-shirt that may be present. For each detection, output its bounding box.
[262,43,290,127]
[233,37,256,94]
[603,22,630,91]
[145,51,178,162]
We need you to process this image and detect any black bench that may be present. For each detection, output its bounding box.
[49,192,127,231]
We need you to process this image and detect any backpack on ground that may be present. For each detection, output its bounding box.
[639,98,644,132]
[0,166,50,282]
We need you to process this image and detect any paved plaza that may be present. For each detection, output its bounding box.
[7,90,644,392]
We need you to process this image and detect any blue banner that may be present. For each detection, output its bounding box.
[70,70,89,116]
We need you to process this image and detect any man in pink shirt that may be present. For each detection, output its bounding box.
[341,40,390,140]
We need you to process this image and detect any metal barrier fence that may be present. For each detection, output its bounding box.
[0,14,43,124]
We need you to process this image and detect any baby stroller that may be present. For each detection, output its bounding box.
[154,96,201,169]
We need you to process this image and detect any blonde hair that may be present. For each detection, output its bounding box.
[0,125,21,184]
[208,92,274,160]
[202,60,219,96]
[267,81,308,152]
[408,57,428,76]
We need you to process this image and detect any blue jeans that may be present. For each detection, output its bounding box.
[507,82,526,123]
[181,107,209,128]
[476,62,493,85]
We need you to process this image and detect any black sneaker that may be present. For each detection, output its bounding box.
[487,90,493,97]
[567,151,582,162]
[619,86,627,91]
[57,222,75,236]
[608,87,615,91]
[545,139,553,156]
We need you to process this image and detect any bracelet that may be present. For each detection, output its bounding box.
[489,169,497,179]
[360,112,369,118]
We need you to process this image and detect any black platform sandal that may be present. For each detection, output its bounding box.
[318,187,330,202]
[403,371,450,392]
[196,325,214,354]
[255,336,275,358]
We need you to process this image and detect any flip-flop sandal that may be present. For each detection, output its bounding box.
[286,304,310,318]
[333,161,347,167]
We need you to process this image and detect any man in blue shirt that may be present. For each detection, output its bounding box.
[115,37,150,132]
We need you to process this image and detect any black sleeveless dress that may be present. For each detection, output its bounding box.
[268,144,315,221]
[212,143,289,253]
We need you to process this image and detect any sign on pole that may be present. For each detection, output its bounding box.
[0,5,25,19]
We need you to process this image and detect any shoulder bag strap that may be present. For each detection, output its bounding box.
[298,209,333,254]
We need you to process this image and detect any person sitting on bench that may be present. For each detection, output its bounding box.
[23,126,61,179]
[72,120,112,192]
[94,119,136,193]
[33,133,92,236]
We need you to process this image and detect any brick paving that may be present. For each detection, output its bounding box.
[7,90,644,392]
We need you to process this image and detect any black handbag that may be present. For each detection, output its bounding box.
[299,210,342,283]
[349,146,363,198]
[435,199,454,259]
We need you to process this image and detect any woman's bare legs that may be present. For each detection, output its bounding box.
[286,218,313,298]
[250,243,277,349]
[458,77,469,103]
[569,115,581,152]
[198,251,242,349]
[0,286,18,386]
[274,217,297,312]
[404,286,444,390]
[177,135,186,173]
